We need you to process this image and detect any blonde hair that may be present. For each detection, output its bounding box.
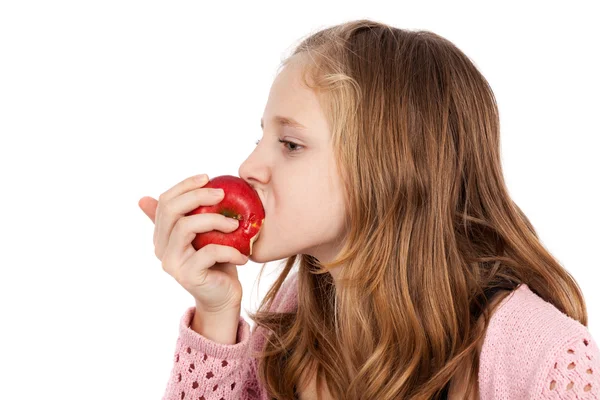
[247,19,587,399]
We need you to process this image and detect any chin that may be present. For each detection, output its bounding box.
[248,240,302,264]
[247,239,270,263]
[247,252,267,263]
[248,249,283,264]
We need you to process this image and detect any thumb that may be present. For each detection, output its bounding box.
[138,196,158,224]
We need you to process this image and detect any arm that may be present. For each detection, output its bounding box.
[162,272,298,400]
[537,327,600,399]
[191,304,242,345]
[161,306,257,400]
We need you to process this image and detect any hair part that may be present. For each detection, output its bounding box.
[247,18,587,399]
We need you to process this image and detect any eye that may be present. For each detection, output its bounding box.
[277,139,303,153]
[254,139,304,154]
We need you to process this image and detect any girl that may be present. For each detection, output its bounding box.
[140,19,600,399]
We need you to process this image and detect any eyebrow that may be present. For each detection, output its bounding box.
[261,116,307,130]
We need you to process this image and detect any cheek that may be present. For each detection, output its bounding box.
[286,188,338,231]
[268,187,312,231]
[269,165,341,229]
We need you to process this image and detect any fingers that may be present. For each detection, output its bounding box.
[173,244,249,287]
[153,173,209,255]
[141,174,207,237]
[138,197,158,223]
[154,187,228,260]
[158,174,209,204]
[165,212,240,265]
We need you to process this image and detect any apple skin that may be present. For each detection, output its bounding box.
[185,175,265,257]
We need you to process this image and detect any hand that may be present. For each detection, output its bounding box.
[138,174,248,313]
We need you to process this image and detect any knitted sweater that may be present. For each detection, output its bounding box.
[162,272,600,399]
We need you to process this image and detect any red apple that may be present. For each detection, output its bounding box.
[185,175,264,257]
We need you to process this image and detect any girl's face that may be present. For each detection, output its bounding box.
[238,56,347,269]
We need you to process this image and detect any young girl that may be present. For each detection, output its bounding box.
[140,19,600,399]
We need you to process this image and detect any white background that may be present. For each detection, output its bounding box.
[1,1,598,398]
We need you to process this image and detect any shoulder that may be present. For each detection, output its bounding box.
[478,283,600,399]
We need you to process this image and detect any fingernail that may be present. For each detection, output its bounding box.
[195,174,208,183]
[228,218,239,227]
[210,188,225,197]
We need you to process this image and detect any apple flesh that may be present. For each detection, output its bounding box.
[185,175,265,257]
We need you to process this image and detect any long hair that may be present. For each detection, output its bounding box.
[246,19,587,399]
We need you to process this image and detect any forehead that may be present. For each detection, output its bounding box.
[264,57,329,135]
[270,57,311,99]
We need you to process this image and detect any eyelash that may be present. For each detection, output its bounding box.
[255,139,304,154]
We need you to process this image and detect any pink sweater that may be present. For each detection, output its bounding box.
[162,272,600,399]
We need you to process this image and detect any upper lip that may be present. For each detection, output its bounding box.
[257,192,265,210]
[247,180,266,210]
[250,185,265,209]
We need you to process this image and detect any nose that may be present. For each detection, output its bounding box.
[238,145,270,192]
[238,161,267,210]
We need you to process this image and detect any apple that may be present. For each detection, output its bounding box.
[185,175,265,257]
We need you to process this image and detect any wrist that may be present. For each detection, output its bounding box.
[195,301,241,316]
[191,304,241,345]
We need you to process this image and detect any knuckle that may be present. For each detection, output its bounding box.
[162,201,174,217]
[172,214,183,229]
[224,244,237,258]
[161,251,178,277]
[173,214,187,232]
[175,215,199,242]
[213,213,226,226]
[231,246,242,258]
[205,243,219,259]
[176,268,187,286]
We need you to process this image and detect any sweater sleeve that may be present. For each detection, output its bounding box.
[539,327,600,399]
[161,306,260,400]
[162,272,298,400]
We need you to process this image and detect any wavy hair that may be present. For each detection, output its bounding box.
[246,19,587,399]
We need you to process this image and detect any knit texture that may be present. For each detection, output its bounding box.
[479,283,600,399]
[162,272,600,399]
